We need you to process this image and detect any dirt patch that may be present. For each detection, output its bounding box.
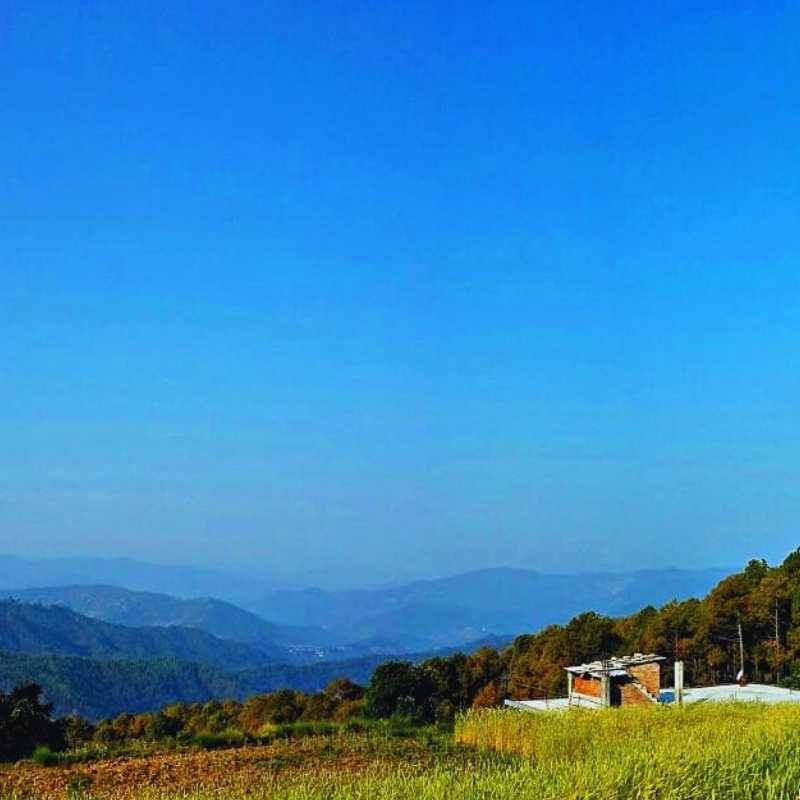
[0,735,451,799]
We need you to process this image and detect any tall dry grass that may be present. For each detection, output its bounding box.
[11,703,800,799]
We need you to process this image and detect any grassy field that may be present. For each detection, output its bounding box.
[7,703,800,799]
[455,703,800,799]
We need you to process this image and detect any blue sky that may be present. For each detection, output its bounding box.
[2,2,799,588]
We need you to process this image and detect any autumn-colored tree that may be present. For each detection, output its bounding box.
[750,570,791,679]
[472,682,502,709]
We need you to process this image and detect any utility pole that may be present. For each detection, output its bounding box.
[674,660,684,705]
[600,659,611,708]
[737,612,745,682]
[775,596,782,683]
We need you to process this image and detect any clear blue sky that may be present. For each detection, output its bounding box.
[2,2,799,588]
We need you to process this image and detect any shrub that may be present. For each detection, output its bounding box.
[273,721,338,739]
[191,728,247,750]
[31,745,60,766]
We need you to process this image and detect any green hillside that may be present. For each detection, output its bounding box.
[0,652,411,719]
[0,601,273,671]
[10,585,326,650]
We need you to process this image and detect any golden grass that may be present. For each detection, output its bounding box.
[9,703,800,799]
[454,702,800,799]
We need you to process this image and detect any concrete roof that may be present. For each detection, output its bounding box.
[672,683,800,705]
[565,653,666,676]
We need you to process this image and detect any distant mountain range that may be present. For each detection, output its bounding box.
[252,566,730,649]
[0,555,274,606]
[0,557,728,652]
[2,586,428,663]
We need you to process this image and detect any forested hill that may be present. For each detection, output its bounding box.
[0,653,238,719]
[0,646,501,719]
[10,585,327,651]
[0,601,278,670]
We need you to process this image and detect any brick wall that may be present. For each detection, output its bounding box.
[628,663,661,697]
[573,676,601,698]
[619,682,654,706]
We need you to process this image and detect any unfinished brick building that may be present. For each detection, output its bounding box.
[566,653,665,707]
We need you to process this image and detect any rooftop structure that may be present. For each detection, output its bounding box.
[566,653,665,707]
[565,653,666,677]
[506,652,800,712]
[505,682,800,712]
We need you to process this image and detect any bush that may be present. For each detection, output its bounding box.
[191,728,247,750]
[780,670,800,690]
[31,745,60,767]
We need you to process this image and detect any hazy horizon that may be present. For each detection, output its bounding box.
[0,550,777,594]
[3,3,799,589]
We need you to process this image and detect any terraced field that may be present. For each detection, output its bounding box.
[0,730,466,800]
[8,703,800,799]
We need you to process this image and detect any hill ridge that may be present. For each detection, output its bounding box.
[0,600,278,670]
